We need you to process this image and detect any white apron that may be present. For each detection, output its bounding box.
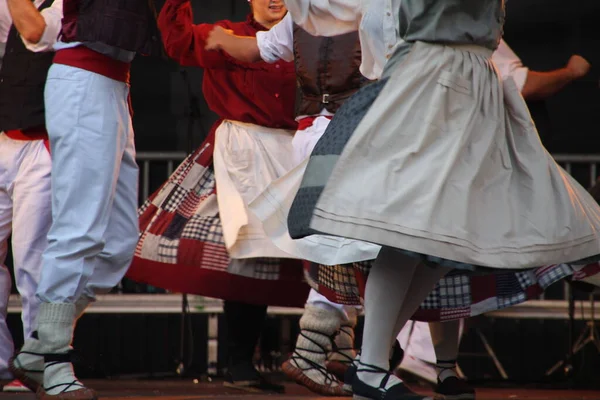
[249,116,382,265]
[213,120,298,259]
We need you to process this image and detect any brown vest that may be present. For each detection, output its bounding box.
[293,24,368,116]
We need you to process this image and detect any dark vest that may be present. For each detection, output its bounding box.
[293,24,368,116]
[60,0,163,56]
[0,0,54,132]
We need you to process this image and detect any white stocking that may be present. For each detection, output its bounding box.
[358,247,419,390]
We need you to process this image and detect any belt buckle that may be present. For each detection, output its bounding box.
[322,93,330,104]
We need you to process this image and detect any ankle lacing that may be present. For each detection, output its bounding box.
[14,351,45,373]
[356,361,395,392]
[43,350,86,393]
[289,328,339,386]
[331,326,356,364]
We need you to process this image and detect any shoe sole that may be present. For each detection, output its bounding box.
[282,360,350,397]
[36,387,98,400]
[8,357,42,393]
[3,387,32,393]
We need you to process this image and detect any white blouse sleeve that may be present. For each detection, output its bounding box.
[22,0,63,52]
[283,0,362,37]
[256,13,295,63]
[492,39,529,92]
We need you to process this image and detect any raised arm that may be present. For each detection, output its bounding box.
[493,39,591,101]
[205,27,262,63]
[283,0,361,37]
[521,56,590,100]
[206,12,295,64]
[158,0,233,68]
[7,0,62,52]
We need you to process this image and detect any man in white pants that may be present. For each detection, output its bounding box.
[397,39,592,386]
[8,0,161,398]
[0,0,62,391]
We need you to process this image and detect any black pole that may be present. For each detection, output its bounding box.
[175,68,203,376]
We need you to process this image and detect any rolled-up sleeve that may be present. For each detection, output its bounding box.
[492,39,529,92]
[284,0,361,37]
[22,0,62,52]
[256,13,295,63]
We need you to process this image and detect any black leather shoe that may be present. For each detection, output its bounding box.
[352,361,425,400]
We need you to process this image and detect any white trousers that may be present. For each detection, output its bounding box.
[36,64,139,303]
[0,134,51,377]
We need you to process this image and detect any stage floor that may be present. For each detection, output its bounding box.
[1,380,599,400]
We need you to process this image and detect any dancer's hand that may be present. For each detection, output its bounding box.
[205,26,234,51]
[566,55,591,79]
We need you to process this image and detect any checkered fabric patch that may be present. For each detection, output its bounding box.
[438,275,471,308]
[497,292,527,309]
[536,263,572,288]
[252,258,282,280]
[181,213,223,244]
[156,236,180,264]
[193,167,216,196]
[162,186,188,213]
[516,270,535,290]
[420,290,441,309]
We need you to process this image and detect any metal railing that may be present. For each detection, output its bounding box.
[553,154,599,188]
[137,152,187,201]
[135,152,600,210]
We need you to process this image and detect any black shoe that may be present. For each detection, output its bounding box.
[352,361,425,400]
[434,377,475,400]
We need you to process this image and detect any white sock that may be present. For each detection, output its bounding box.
[13,297,92,392]
[358,248,419,391]
[290,305,342,387]
[36,303,84,395]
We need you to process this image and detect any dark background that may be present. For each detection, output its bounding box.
[131,0,600,155]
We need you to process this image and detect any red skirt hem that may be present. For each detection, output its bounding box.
[126,257,310,308]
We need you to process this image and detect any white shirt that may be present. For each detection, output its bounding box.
[283,0,401,80]
[284,0,529,88]
[256,13,296,63]
[0,0,63,52]
[491,39,529,92]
